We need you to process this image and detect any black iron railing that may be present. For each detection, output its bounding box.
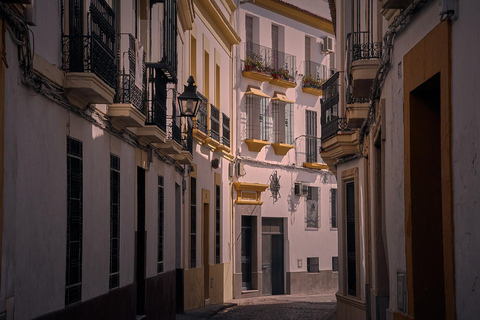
[62,0,116,89]
[295,135,325,165]
[183,123,194,154]
[321,117,350,142]
[145,67,167,131]
[210,104,220,142]
[222,113,230,148]
[167,117,182,144]
[244,42,272,74]
[270,49,296,82]
[351,31,381,62]
[322,71,340,100]
[194,92,208,135]
[116,74,145,113]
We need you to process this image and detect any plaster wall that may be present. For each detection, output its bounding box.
[451,2,480,318]
[379,0,441,312]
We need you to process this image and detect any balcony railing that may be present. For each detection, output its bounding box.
[295,135,325,164]
[222,113,230,148]
[145,66,167,131]
[321,117,350,142]
[62,0,116,89]
[210,104,220,142]
[194,92,208,135]
[346,85,369,104]
[303,61,327,90]
[351,31,382,62]
[243,42,272,75]
[270,49,296,82]
[166,117,182,144]
[322,71,340,100]
[183,123,194,154]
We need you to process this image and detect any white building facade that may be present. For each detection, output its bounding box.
[232,0,339,298]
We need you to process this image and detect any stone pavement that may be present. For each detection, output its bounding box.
[176,293,337,320]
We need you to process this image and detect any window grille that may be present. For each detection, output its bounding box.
[346,181,357,296]
[190,177,197,268]
[66,137,83,305]
[332,256,339,271]
[307,257,319,273]
[195,92,208,135]
[272,101,294,145]
[306,186,319,228]
[222,113,230,147]
[109,154,120,289]
[331,189,337,228]
[210,104,220,142]
[158,176,164,273]
[215,185,221,264]
[246,95,270,141]
[305,110,318,163]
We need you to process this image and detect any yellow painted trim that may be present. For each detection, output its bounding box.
[302,87,323,96]
[271,143,294,156]
[245,85,270,98]
[242,71,273,82]
[193,128,208,144]
[271,91,295,104]
[269,78,297,89]
[303,162,329,170]
[205,136,220,151]
[244,139,270,152]
[235,200,263,205]
[193,0,241,53]
[178,0,194,31]
[233,182,270,192]
[253,0,334,35]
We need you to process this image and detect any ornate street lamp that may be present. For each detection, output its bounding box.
[177,76,201,117]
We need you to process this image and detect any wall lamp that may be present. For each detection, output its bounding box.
[177,76,201,117]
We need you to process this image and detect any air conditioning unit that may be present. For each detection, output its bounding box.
[294,182,309,196]
[322,36,334,53]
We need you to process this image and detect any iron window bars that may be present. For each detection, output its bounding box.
[66,136,83,305]
[331,188,338,228]
[190,177,197,268]
[222,113,230,148]
[62,0,117,89]
[351,31,382,62]
[215,185,221,264]
[194,92,208,135]
[158,175,164,273]
[246,94,270,141]
[321,72,351,142]
[307,257,320,273]
[145,66,167,131]
[272,101,294,145]
[210,104,220,142]
[306,186,319,228]
[306,110,318,163]
[109,154,120,289]
[115,34,146,113]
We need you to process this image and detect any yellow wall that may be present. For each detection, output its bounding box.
[184,267,205,310]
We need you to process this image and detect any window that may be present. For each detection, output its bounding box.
[307,257,319,273]
[191,36,197,81]
[346,181,356,296]
[246,95,270,141]
[306,186,319,228]
[272,101,293,145]
[222,113,230,147]
[305,110,318,163]
[210,104,220,142]
[331,188,337,228]
[204,51,209,100]
[215,185,221,264]
[332,256,339,271]
[109,154,120,289]
[215,64,220,106]
[158,175,164,273]
[190,177,197,268]
[66,137,83,305]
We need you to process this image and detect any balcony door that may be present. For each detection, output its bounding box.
[68,0,84,72]
[306,110,318,163]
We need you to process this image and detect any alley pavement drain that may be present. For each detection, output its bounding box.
[176,294,337,320]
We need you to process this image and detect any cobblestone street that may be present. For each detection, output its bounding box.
[176,294,337,320]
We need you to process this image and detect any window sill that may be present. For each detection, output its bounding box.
[303,162,329,170]
[271,143,294,156]
[305,227,319,231]
[245,139,270,152]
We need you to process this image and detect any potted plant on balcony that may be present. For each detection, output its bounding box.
[245,56,254,71]
[279,68,290,81]
[271,69,279,79]
[302,75,310,87]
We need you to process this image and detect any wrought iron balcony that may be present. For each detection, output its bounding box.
[351,31,382,62]
[321,117,350,143]
[183,125,194,154]
[270,49,296,82]
[166,117,182,144]
[193,92,208,135]
[303,60,328,91]
[145,67,167,131]
[222,113,230,148]
[210,104,220,142]
[243,42,272,74]
[62,0,116,89]
[295,135,325,165]
[322,71,340,100]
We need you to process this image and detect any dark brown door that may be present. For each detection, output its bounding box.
[262,218,284,295]
[203,203,210,299]
[136,167,146,315]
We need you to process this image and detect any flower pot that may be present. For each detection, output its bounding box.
[245,65,252,71]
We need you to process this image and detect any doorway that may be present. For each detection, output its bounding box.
[409,73,445,319]
[136,167,146,316]
[203,203,210,300]
[262,218,284,295]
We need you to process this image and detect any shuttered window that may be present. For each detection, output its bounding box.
[306,110,318,163]
[215,185,221,264]
[305,36,311,62]
[307,257,319,273]
[331,189,337,228]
